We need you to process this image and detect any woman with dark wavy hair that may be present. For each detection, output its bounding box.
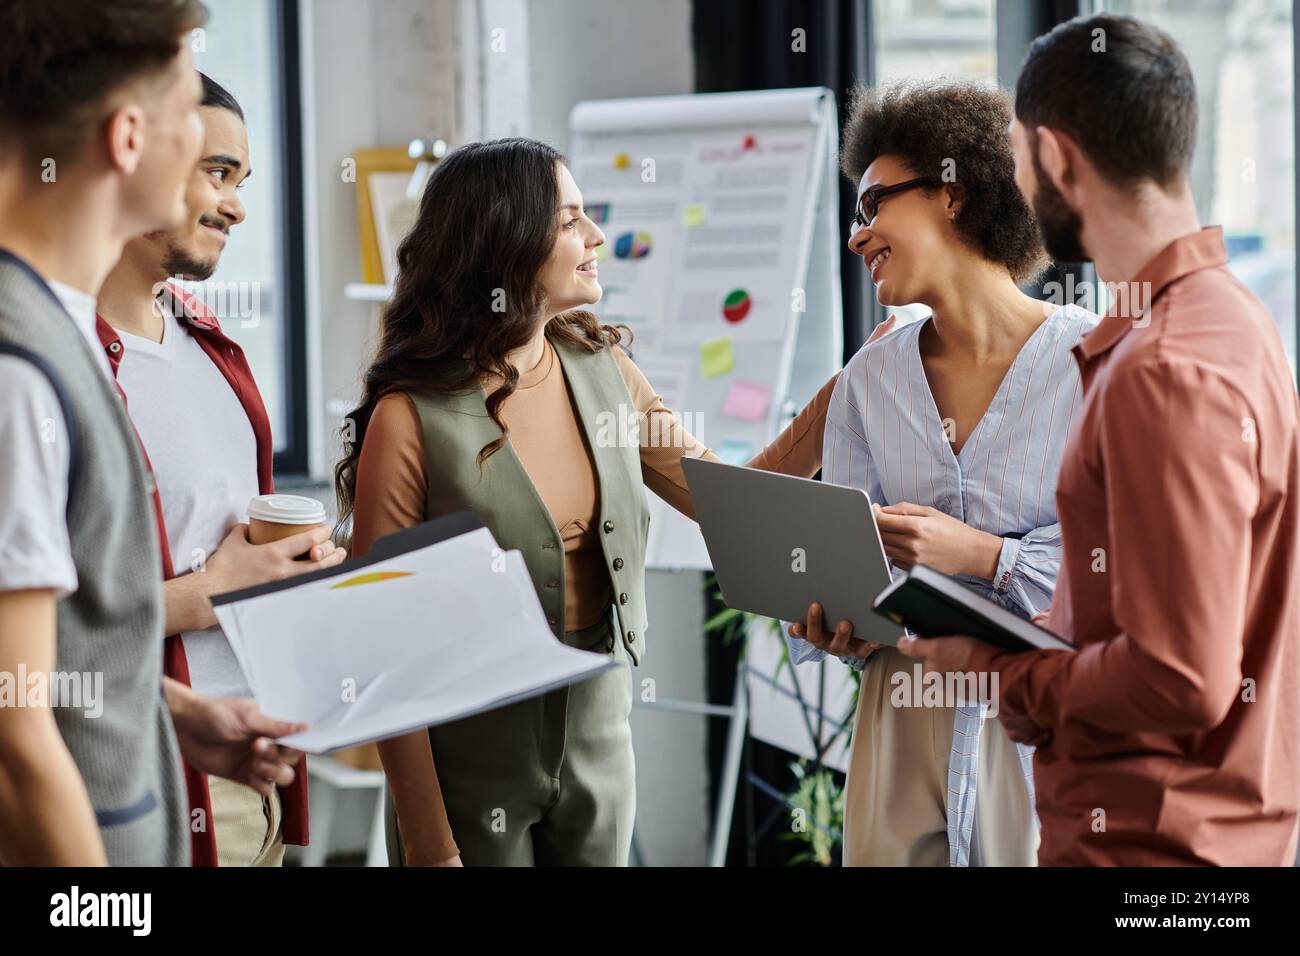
[336,137,837,866]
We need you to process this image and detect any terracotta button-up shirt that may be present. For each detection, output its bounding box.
[970,227,1300,865]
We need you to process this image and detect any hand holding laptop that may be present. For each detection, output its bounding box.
[787,601,883,662]
[681,458,906,648]
[682,459,1072,664]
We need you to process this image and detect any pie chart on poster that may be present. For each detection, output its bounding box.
[614,231,653,259]
[722,288,752,324]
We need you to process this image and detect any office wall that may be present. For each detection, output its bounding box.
[526,0,694,152]
[300,0,459,483]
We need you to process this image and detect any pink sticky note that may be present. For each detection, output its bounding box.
[721,379,771,423]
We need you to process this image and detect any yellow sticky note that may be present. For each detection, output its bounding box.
[699,336,735,379]
[683,204,706,227]
[613,152,631,170]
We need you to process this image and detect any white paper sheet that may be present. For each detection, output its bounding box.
[213,529,614,753]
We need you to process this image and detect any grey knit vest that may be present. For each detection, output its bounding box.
[0,252,187,866]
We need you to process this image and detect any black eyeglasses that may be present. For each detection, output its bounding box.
[851,177,941,234]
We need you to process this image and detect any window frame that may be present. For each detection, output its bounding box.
[272,0,309,476]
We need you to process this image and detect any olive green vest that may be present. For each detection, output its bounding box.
[407,336,651,664]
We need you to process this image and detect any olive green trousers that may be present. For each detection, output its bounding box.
[388,609,636,866]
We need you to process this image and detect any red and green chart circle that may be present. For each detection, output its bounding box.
[722,288,752,324]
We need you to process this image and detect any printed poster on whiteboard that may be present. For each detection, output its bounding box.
[666,127,813,346]
[569,89,842,570]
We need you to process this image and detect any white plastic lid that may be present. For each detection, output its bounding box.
[247,494,327,525]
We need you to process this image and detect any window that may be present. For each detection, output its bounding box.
[1102,0,1297,375]
[870,0,998,327]
[190,0,307,465]
[873,0,998,83]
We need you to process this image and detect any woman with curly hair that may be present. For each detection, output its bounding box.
[788,80,1098,866]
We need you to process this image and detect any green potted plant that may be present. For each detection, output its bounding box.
[703,575,860,866]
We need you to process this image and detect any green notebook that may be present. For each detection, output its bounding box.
[873,565,1075,653]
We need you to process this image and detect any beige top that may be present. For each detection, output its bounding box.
[351,338,837,861]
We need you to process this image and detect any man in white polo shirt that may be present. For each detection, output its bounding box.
[97,73,347,867]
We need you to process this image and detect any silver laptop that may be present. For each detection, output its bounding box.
[681,457,904,646]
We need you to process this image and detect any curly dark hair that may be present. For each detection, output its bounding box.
[840,80,1048,283]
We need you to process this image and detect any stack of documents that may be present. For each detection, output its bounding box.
[211,513,615,753]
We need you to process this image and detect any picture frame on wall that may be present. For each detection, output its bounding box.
[353,146,420,285]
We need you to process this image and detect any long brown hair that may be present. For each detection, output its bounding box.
[334,137,626,535]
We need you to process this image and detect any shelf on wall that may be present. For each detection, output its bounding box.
[343,282,393,302]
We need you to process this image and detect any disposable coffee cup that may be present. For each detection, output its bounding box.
[247,494,329,558]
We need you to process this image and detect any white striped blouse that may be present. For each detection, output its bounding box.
[787,302,1098,866]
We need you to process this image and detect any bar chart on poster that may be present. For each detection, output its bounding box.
[569,88,843,569]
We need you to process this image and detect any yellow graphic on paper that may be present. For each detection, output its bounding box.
[612,151,631,170]
[683,204,706,227]
[330,570,414,589]
[699,336,735,379]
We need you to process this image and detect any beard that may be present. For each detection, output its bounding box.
[154,215,227,282]
[160,241,218,282]
[1031,149,1090,264]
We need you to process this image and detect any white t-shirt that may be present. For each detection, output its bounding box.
[115,315,259,699]
[49,280,111,379]
[0,280,111,596]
